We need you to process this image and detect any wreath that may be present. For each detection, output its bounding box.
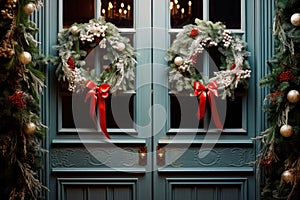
[53,17,136,93]
[166,19,251,99]
[53,18,136,139]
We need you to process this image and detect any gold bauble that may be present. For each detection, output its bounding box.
[19,51,32,65]
[174,56,184,66]
[287,90,300,103]
[280,124,293,137]
[116,42,126,51]
[23,3,36,15]
[291,13,300,27]
[23,122,36,135]
[70,26,79,35]
[282,170,294,183]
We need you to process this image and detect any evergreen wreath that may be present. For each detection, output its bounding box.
[166,19,251,99]
[53,17,136,93]
[53,18,136,139]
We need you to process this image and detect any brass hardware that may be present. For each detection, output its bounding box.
[138,146,147,166]
[156,146,165,166]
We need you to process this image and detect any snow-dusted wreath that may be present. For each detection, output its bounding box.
[166,19,251,99]
[53,18,136,93]
[53,18,136,139]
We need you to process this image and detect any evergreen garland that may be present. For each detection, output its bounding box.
[258,0,300,199]
[0,0,47,199]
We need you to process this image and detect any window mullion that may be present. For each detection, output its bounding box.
[202,0,209,77]
[96,0,101,19]
[203,0,209,21]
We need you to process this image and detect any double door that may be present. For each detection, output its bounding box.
[45,0,258,199]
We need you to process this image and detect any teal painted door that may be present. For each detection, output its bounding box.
[44,0,260,199]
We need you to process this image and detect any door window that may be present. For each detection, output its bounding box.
[62,0,95,28]
[170,0,242,29]
[59,0,136,131]
[169,0,245,130]
[62,0,134,28]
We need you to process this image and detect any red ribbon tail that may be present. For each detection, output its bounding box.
[90,99,97,126]
[208,94,223,129]
[197,92,207,120]
[99,97,110,139]
[85,92,97,127]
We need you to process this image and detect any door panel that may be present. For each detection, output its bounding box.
[167,178,247,200]
[47,0,257,199]
[57,178,138,200]
[49,0,152,199]
[152,0,256,200]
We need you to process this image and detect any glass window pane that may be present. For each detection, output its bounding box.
[60,93,135,129]
[170,94,204,128]
[63,0,95,28]
[61,93,94,129]
[209,0,241,29]
[170,0,203,28]
[208,47,225,78]
[100,0,134,28]
[170,32,177,43]
[61,94,75,128]
[224,97,243,128]
[170,95,243,129]
[107,94,135,129]
[120,33,134,46]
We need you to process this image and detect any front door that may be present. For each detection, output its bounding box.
[46,0,257,199]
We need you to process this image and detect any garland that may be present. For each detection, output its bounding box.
[166,19,251,100]
[257,0,300,199]
[0,0,47,199]
[53,18,136,138]
[53,17,136,93]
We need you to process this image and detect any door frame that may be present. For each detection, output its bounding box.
[37,0,274,199]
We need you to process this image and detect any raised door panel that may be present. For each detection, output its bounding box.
[166,178,248,200]
[57,178,137,200]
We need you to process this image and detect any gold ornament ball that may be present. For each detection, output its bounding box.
[282,170,294,183]
[280,124,293,137]
[116,42,126,51]
[19,51,32,65]
[23,3,36,15]
[23,122,36,135]
[291,13,300,27]
[174,56,184,66]
[70,26,79,35]
[287,90,300,103]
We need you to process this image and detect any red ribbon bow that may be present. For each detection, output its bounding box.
[85,80,111,139]
[194,81,223,129]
